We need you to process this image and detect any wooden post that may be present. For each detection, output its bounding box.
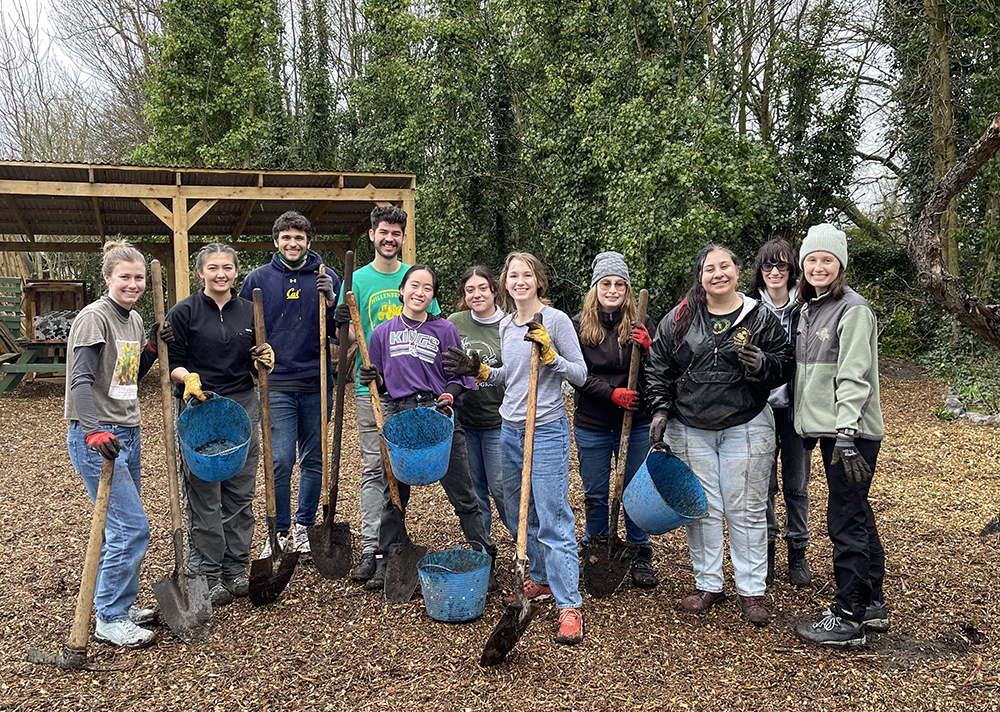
[402,194,416,265]
[172,196,190,303]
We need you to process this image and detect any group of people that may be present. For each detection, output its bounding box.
[64,206,886,652]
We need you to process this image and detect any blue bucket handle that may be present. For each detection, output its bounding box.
[422,402,456,421]
[651,441,671,454]
[422,563,459,573]
[185,390,218,407]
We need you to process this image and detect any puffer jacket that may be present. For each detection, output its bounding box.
[646,295,794,431]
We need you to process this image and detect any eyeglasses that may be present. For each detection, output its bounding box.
[762,262,790,273]
[597,279,628,291]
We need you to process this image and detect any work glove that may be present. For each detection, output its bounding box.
[524,322,557,365]
[334,301,352,328]
[649,409,669,446]
[145,321,174,353]
[831,434,872,485]
[611,387,639,411]
[316,272,336,301]
[86,431,122,460]
[358,363,381,388]
[630,323,652,353]
[250,343,274,373]
[442,346,490,383]
[738,342,764,374]
[435,392,454,416]
[183,372,208,403]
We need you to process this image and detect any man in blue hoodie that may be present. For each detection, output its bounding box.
[239,211,341,555]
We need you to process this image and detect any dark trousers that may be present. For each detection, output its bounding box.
[820,437,885,621]
[377,393,496,559]
[766,408,811,548]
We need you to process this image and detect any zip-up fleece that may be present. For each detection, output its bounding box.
[239,250,340,382]
[747,287,800,411]
[646,296,793,431]
[794,286,883,440]
[571,310,655,432]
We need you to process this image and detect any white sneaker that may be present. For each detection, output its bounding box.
[292,523,311,554]
[260,532,288,558]
[95,618,155,649]
[128,605,157,626]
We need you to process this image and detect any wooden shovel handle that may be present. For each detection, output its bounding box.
[151,261,184,540]
[328,251,354,516]
[253,289,277,520]
[609,290,648,518]
[68,457,114,651]
[345,292,404,511]
[319,264,329,507]
[516,312,543,561]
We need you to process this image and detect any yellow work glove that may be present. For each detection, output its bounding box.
[475,362,490,384]
[182,372,207,402]
[251,343,275,373]
[524,322,558,365]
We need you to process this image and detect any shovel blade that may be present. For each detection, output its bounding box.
[307,521,354,580]
[248,550,300,607]
[480,600,538,666]
[582,535,631,599]
[384,540,427,603]
[152,572,212,643]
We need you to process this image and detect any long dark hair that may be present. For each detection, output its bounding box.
[671,244,741,352]
[455,265,500,312]
[747,238,800,295]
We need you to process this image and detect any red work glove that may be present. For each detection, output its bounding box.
[435,392,454,416]
[630,323,652,353]
[611,388,638,411]
[86,431,122,460]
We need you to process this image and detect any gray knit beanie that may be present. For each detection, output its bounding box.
[590,251,631,288]
[799,223,848,270]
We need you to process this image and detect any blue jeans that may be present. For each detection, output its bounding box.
[501,416,582,609]
[67,422,150,623]
[464,427,510,537]
[766,407,811,548]
[574,424,651,547]
[269,389,331,532]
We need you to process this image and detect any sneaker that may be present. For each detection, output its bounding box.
[351,552,378,582]
[208,580,234,607]
[738,595,771,627]
[292,523,311,554]
[788,546,812,588]
[503,579,553,605]
[681,589,726,612]
[630,546,658,589]
[796,609,866,647]
[863,600,890,633]
[555,608,584,645]
[128,605,158,626]
[260,532,288,558]
[223,573,249,598]
[765,540,775,586]
[95,618,155,649]
[364,555,388,591]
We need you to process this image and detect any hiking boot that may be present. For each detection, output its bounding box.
[765,539,775,586]
[95,618,155,649]
[223,573,249,598]
[208,580,234,607]
[681,590,726,612]
[128,605,158,626]
[351,552,378,581]
[863,600,890,633]
[796,609,866,647]
[292,523,311,554]
[738,595,771,627]
[364,555,387,591]
[555,608,584,645]
[260,532,288,558]
[788,546,811,588]
[630,546,658,589]
[502,579,553,605]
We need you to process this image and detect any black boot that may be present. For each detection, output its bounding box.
[487,548,499,592]
[766,540,775,586]
[630,546,658,589]
[788,546,811,587]
[364,554,388,591]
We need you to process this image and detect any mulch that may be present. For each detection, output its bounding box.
[0,368,996,711]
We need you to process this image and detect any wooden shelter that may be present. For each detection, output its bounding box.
[0,161,418,304]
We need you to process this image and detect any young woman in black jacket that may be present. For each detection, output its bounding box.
[571,252,658,588]
[646,244,793,626]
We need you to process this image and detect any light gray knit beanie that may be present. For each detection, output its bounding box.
[590,251,631,288]
[799,223,848,270]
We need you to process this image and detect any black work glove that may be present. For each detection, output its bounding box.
[831,434,872,485]
[86,431,122,460]
[358,363,381,387]
[334,301,351,327]
[649,409,669,447]
[738,342,763,374]
[442,345,481,377]
[146,321,174,353]
[316,272,335,301]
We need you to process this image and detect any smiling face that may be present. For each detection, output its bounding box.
[700,249,739,301]
[369,220,405,261]
[463,274,497,318]
[274,228,310,266]
[400,269,435,317]
[761,254,791,292]
[803,250,841,291]
[199,252,237,298]
[596,276,628,313]
[505,259,538,306]
[104,260,146,308]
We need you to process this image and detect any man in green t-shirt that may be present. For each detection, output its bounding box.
[335,205,439,586]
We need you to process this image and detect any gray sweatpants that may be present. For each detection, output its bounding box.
[357,393,390,554]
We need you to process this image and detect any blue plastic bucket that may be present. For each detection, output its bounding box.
[418,548,491,622]
[623,446,709,534]
[177,393,252,482]
[382,407,454,486]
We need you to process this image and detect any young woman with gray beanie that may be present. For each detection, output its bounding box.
[793,223,887,647]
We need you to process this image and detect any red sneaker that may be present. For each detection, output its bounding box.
[502,579,553,606]
[555,608,584,645]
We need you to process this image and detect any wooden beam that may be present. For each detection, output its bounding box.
[231,200,256,239]
[186,198,217,227]
[140,198,174,229]
[2,195,34,239]
[402,195,416,265]
[0,239,353,253]
[172,196,190,302]
[307,201,331,224]
[91,197,105,239]
[0,241,103,252]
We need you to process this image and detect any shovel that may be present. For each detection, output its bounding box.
[249,288,300,606]
[480,312,543,667]
[150,259,212,642]
[309,252,355,579]
[346,291,427,602]
[584,289,649,598]
[28,458,129,670]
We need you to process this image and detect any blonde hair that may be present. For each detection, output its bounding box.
[578,284,638,348]
[499,251,550,313]
[102,240,145,277]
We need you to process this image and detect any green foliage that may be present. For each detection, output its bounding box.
[932,407,954,421]
[922,316,1000,413]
